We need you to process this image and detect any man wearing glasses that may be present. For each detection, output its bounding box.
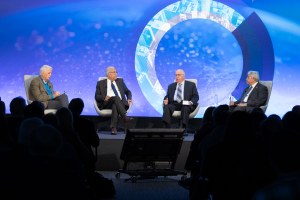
[30,65,69,109]
[230,70,268,112]
[162,69,199,129]
[95,66,132,134]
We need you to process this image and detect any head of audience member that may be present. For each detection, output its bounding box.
[246,71,259,86]
[9,96,26,116]
[68,98,84,117]
[40,65,53,82]
[292,105,300,115]
[212,104,229,126]
[19,117,44,146]
[28,124,62,156]
[106,66,117,81]
[260,114,282,139]
[24,101,45,119]
[268,114,282,122]
[202,106,215,125]
[0,99,5,115]
[282,111,300,133]
[175,69,185,84]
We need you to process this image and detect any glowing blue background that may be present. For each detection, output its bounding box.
[0,0,299,117]
[156,19,242,107]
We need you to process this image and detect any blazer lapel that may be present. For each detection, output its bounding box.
[39,78,47,93]
[100,79,107,97]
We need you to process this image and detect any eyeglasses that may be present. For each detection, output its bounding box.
[109,71,117,74]
[175,74,183,76]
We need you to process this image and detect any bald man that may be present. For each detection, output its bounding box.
[162,69,199,129]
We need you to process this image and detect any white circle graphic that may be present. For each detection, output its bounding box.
[135,0,245,115]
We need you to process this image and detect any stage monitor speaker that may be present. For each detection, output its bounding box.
[120,128,185,163]
[118,128,187,182]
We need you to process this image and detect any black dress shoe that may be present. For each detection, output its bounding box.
[111,127,117,135]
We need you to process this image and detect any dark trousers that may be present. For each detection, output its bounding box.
[47,93,69,109]
[162,102,195,128]
[101,96,128,128]
[230,105,255,113]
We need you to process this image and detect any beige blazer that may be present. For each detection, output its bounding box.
[29,76,55,108]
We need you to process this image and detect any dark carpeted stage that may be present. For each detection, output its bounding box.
[86,115,202,133]
[85,116,202,172]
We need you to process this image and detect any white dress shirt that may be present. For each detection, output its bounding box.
[107,79,122,99]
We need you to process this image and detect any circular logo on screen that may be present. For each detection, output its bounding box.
[135,0,274,117]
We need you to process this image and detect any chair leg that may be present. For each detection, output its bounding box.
[179,120,183,128]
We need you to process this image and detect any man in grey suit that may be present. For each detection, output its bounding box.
[163,69,199,129]
[29,65,69,109]
[95,66,132,134]
[230,70,268,113]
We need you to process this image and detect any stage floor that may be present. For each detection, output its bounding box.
[86,115,202,134]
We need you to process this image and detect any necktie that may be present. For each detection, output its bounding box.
[247,86,253,95]
[242,86,252,102]
[111,81,119,97]
[177,83,182,103]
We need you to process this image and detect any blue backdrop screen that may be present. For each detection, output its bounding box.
[0,0,299,117]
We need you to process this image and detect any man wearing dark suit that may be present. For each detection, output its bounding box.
[95,66,132,134]
[163,69,199,129]
[29,65,69,109]
[230,71,268,113]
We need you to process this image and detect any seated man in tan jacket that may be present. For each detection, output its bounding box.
[29,65,69,109]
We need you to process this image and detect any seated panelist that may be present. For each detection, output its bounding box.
[230,70,268,113]
[162,69,199,129]
[29,65,69,109]
[95,66,132,135]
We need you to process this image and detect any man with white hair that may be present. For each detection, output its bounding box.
[95,66,132,135]
[29,65,69,109]
[162,69,199,129]
[230,70,268,112]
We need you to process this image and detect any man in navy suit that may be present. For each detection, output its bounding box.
[162,69,199,129]
[230,71,268,113]
[95,66,132,134]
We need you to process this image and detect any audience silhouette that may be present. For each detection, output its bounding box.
[68,98,99,156]
[0,98,6,115]
[0,97,117,199]
[6,96,27,143]
[2,95,300,200]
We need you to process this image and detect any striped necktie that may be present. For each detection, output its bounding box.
[242,86,252,102]
[111,81,119,97]
[177,83,182,103]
